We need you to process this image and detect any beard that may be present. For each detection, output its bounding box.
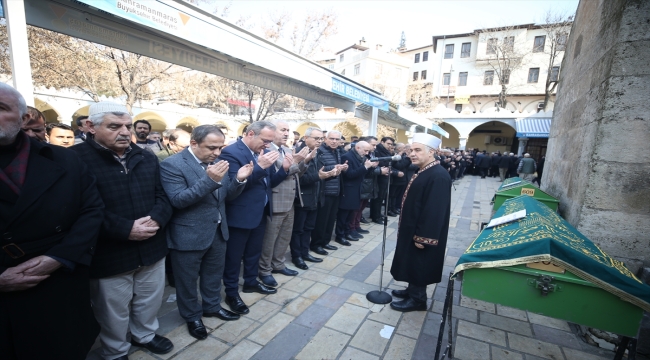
[0,120,22,145]
[136,131,148,140]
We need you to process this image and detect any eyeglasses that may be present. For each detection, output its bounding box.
[309,136,324,141]
[261,139,273,144]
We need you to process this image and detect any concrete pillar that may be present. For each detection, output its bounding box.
[395,129,408,144]
[2,0,34,106]
[368,106,378,136]
[517,138,528,157]
[458,137,468,150]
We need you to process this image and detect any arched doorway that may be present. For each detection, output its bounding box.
[134,111,167,133]
[295,122,320,137]
[176,116,199,134]
[439,123,460,148]
[71,105,90,131]
[332,121,362,141]
[467,121,517,153]
[34,98,61,124]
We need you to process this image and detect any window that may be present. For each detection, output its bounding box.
[444,44,454,59]
[443,73,451,85]
[484,70,494,85]
[458,72,468,86]
[455,104,463,113]
[414,53,420,63]
[501,69,510,84]
[557,33,568,51]
[533,36,546,52]
[328,64,334,70]
[528,68,540,83]
[487,38,497,55]
[354,63,360,76]
[413,71,419,81]
[339,53,345,62]
[504,36,514,51]
[341,69,346,75]
[421,70,427,80]
[550,66,560,81]
[423,51,429,61]
[461,43,471,58]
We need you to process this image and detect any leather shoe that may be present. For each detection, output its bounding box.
[387,211,398,217]
[310,246,328,256]
[335,238,351,246]
[293,258,308,270]
[372,219,384,224]
[360,217,371,224]
[349,231,363,239]
[304,254,323,263]
[259,274,278,287]
[355,228,370,234]
[204,308,240,321]
[391,289,408,298]
[186,320,208,340]
[243,282,277,295]
[272,267,299,276]
[390,298,427,312]
[131,334,173,354]
[344,234,359,241]
[323,244,338,251]
[226,295,250,315]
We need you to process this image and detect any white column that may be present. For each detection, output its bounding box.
[458,137,467,150]
[2,0,34,106]
[517,137,528,157]
[368,106,378,136]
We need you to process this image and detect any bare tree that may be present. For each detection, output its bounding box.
[539,11,573,111]
[243,86,282,123]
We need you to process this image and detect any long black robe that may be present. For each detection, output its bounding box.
[390,162,451,285]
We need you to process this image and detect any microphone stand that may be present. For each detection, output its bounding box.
[366,163,393,305]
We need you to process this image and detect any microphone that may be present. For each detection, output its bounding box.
[369,155,402,162]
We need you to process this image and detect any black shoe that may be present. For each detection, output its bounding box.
[293,258,308,270]
[243,282,277,295]
[204,308,240,321]
[387,211,398,217]
[391,289,408,298]
[355,228,370,234]
[390,298,427,312]
[259,274,278,287]
[348,231,363,239]
[272,267,299,276]
[303,254,323,263]
[395,209,401,214]
[372,219,384,224]
[360,217,371,224]
[335,238,351,246]
[131,334,173,354]
[323,244,338,251]
[344,234,359,241]
[186,320,208,340]
[226,295,250,315]
[310,246,328,255]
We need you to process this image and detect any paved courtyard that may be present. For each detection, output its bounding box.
[88,175,633,360]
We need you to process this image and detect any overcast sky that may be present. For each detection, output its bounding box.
[204,0,579,54]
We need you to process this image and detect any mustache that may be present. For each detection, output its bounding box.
[116,136,131,141]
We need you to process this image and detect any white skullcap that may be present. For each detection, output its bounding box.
[411,133,441,149]
[88,101,129,116]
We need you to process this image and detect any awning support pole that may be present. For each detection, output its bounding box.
[369,106,378,136]
[3,0,34,106]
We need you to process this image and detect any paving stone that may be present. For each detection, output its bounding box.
[491,346,524,360]
[202,315,226,330]
[281,277,315,293]
[339,278,381,294]
[364,270,393,286]
[329,248,356,259]
[497,304,529,321]
[432,288,460,305]
[128,351,158,360]
[508,333,565,360]
[245,299,281,322]
[412,333,438,360]
[396,310,427,339]
[338,346,380,360]
[325,303,369,335]
[329,263,353,277]
[431,300,478,322]
[453,336,491,360]
[173,336,230,360]
[444,255,460,267]
[157,324,199,359]
[311,255,343,271]
[346,292,385,312]
[367,303,403,326]
[265,288,300,306]
[480,312,533,337]
[157,308,186,337]
[460,296,496,313]
[384,334,417,359]
[457,319,507,346]
[532,324,582,350]
[527,312,571,332]
[302,282,330,300]
[300,270,344,286]
[220,339,262,360]
[294,304,336,329]
[314,286,353,310]
[349,320,391,356]
[563,347,610,360]
[239,291,265,306]
[343,254,366,266]
[247,312,294,345]
[295,327,351,360]
[281,296,313,317]
[250,323,316,360]
[211,316,259,344]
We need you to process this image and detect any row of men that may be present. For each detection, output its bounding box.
[0,84,452,359]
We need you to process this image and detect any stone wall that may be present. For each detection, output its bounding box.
[543,0,650,271]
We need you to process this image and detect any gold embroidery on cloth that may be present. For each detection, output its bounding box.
[413,235,438,246]
[397,161,437,241]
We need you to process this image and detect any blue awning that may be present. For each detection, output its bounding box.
[516,118,551,138]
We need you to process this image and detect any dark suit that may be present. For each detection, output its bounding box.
[335,150,368,239]
[0,135,103,359]
[219,140,287,296]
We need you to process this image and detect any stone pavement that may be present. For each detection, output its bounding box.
[87,175,636,360]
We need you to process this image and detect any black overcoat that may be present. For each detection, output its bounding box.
[339,150,368,210]
[390,163,451,285]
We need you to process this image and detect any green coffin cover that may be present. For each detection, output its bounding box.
[453,195,650,312]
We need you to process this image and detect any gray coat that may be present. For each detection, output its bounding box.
[160,148,246,251]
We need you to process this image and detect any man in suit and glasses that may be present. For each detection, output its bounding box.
[160,125,253,340]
